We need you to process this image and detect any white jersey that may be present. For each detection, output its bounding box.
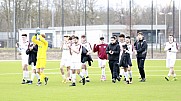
[71,43,82,63]
[119,42,126,61]
[127,44,133,59]
[61,42,71,59]
[18,41,29,59]
[164,42,178,59]
[81,42,92,52]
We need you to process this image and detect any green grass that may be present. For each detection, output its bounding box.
[0,60,181,101]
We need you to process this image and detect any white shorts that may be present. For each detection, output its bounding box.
[30,62,36,70]
[71,62,81,70]
[22,57,28,66]
[98,59,107,67]
[166,59,176,68]
[61,58,71,67]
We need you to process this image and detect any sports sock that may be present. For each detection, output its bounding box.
[82,69,86,76]
[120,69,124,77]
[173,73,176,77]
[128,71,132,78]
[72,74,76,83]
[23,71,26,80]
[62,75,66,79]
[25,71,30,80]
[31,72,35,81]
[124,71,129,81]
[69,69,72,78]
[85,70,89,77]
[36,73,40,79]
[40,73,45,82]
[79,72,84,78]
[102,67,105,76]
[168,69,172,77]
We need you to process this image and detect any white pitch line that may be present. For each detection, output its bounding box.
[0,72,181,77]
[0,59,181,62]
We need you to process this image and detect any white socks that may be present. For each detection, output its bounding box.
[128,71,132,78]
[124,72,129,81]
[62,75,66,79]
[31,73,35,81]
[101,67,105,76]
[85,70,89,77]
[72,74,76,83]
[120,69,124,77]
[23,71,29,80]
[81,69,86,77]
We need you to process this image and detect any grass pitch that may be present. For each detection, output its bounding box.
[0,60,180,101]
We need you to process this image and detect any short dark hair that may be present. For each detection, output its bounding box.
[169,34,174,37]
[22,34,27,37]
[81,35,86,38]
[126,36,130,39]
[119,34,125,38]
[74,36,79,40]
[100,37,104,40]
[113,35,117,37]
[69,37,72,40]
[138,32,143,35]
[111,36,116,40]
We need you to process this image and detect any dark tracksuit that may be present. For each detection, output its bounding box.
[26,45,38,66]
[134,40,147,79]
[119,51,132,68]
[106,43,120,80]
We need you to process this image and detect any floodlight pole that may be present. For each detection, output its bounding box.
[107,0,109,43]
[62,0,64,40]
[151,0,153,58]
[129,0,131,37]
[13,0,17,59]
[173,0,175,37]
[38,0,40,28]
[85,0,87,36]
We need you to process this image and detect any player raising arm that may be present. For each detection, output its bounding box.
[32,33,48,86]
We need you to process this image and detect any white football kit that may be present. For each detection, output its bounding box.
[71,43,82,70]
[61,42,72,67]
[18,41,29,66]
[127,44,133,60]
[119,42,126,61]
[164,42,178,68]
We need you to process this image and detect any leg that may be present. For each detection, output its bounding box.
[124,68,129,84]
[78,63,86,85]
[22,63,29,84]
[108,61,113,80]
[128,66,133,83]
[113,60,119,80]
[70,69,76,86]
[66,66,71,81]
[100,59,106,81]
[138,58,146,82]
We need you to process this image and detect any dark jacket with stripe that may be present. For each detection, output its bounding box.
[134,39,148,58]
[26,45,38,66]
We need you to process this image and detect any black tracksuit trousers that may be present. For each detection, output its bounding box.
[109,60,119,79]
[137,57,146,79]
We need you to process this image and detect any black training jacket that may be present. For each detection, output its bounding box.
[106,43,120,61]
[134,40,148,58]
[26,45,38,66]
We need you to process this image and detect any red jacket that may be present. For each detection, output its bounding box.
[93,44,108,60]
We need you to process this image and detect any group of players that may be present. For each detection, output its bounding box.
[17,32,48,86]
[17,31,178,86]
[61,33,136,86]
